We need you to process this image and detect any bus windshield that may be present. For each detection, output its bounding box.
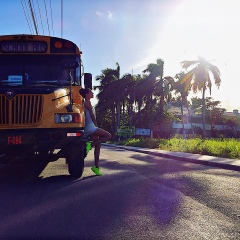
[0,55,80,87]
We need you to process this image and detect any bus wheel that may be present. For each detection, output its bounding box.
[67,144,85,178]
[33,160,49,177]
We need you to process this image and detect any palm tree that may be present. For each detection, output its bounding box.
[142,60,163,129]
[120,73,135,127]
[155,76,174,114]
[134,75,146,127]
[95,63,134,138]
[142,58,174,130]
[181,56,221,138]
[174,71,194,137]
[95,65,120,137]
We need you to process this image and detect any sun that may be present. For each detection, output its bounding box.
[153,0,240,111]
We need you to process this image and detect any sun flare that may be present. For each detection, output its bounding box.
[153,0,240,110]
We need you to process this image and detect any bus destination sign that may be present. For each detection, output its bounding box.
[0,41,47,53]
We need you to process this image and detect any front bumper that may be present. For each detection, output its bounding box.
[0,128,85,155]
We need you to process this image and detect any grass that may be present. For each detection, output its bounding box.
[112,137,240,160]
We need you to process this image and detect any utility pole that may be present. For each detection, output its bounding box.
[116,63,120,141]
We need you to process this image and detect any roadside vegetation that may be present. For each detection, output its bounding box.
[95,57,240,159]
[112,137,240,160]
[95,58,240,141]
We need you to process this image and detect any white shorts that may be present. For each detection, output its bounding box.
[84,126,98,136]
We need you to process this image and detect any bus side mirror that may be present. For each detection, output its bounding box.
[84,73,92,89]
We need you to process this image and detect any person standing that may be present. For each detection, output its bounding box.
[79,88,111,176]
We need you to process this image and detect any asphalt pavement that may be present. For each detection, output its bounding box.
[105,144,240,172]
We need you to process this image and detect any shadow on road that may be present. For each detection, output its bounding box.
[1,148,238,239]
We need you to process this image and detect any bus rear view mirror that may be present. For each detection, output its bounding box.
[61,59,79,70]
[84,73,92,89]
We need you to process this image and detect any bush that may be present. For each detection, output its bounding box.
[112,137,240,160]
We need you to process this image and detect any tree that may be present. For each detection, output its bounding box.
[205,97,226,137]
[95,63,135,138]
[143,58,174,128]
[95,65,121,137]
[191,97,202,115]
[142,59,163,129]
[174,71,193,137]
[117,73,134,127]
[181,56,221,138]
[155,76,175,114]
[123,73,137,128]
[225,116,240,137]
[205,97,225,124]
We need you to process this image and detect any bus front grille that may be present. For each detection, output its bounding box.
[0,94,43,125]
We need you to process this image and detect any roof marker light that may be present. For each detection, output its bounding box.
[55,41,63,49]
[64,41,72,49]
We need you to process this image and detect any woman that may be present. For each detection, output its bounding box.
[79,88,111,176]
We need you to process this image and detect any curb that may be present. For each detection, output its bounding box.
[104,144,240,172]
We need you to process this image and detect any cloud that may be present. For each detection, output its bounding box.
[108,11,113,19]
[96,10,114,20]
[96,11,103,17]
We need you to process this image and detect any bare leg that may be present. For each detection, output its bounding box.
[94,143,101,167]
[90,128,111,168]
[91,128,111,147]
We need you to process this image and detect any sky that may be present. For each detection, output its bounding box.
[0,0,240,112]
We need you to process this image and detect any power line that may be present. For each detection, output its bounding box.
[61,0,63,38]
[28,0,38,35]
[37,0,44,35]
[31,0,39,34]
[44,0,51,36]
[21,0,56,37]
[21,0,33,34]
[50,0,54,36]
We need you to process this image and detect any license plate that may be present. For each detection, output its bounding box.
[7,136,23,145]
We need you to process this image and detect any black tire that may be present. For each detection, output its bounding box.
[33,151,53,177]
[32,160,49,177]
[67,143,85,178]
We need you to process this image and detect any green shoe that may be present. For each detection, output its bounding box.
[86,142,92,155]
[91,166,102,176]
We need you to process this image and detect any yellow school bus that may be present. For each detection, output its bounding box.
[0,34,92,178]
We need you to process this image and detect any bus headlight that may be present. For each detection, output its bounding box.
[61,114,72,122]
[55,113,82,123]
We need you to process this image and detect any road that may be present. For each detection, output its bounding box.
[0,145,239,239]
